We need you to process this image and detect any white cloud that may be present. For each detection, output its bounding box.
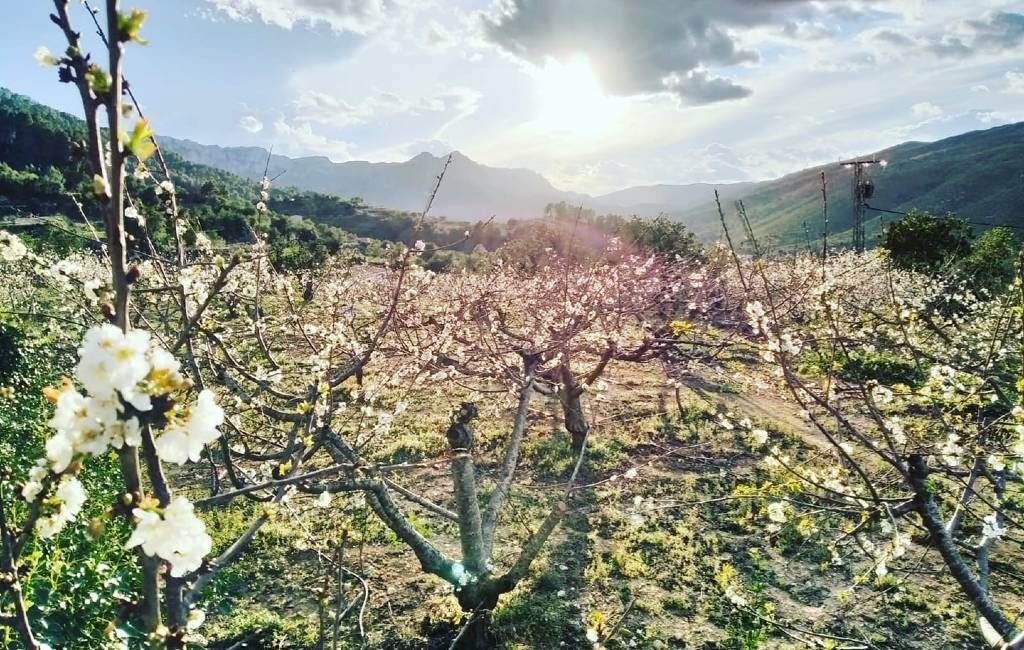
[238,115,264,133]
[865,9,1024,60]
[1004,71,1024,94]
[421,19,455,52]
[203,0,388,34]
[291,87,481,130]
[911,102,943,119]
[272,118,356,161]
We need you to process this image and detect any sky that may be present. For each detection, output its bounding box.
[3,0,1024,195]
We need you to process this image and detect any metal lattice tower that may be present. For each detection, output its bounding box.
[839,157,883,253]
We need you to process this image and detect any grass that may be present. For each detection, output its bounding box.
[4,328,1008,650]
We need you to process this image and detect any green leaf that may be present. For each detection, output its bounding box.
[122,120,156,162]
[116,8,149,45]
[85,65,111,94]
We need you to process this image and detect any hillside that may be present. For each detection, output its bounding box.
[162,122,1024,246]
[678,122,1024,245]
[5,87,1024,248]
[0,89,479,265]
[593,182,759,216]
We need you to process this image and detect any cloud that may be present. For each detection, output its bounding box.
[925,36,972,59]
[402,139,453,157]
[869,10,1024,60]
[781,20,835,41]
[480,0,828,105]
[202,0,388,34]
[272,118,356,160]
[291,87,481,129]
[869,28,914,48]
[887,107,1011,142]
[665,70,752,106]
[422,19,455,51]
[1004,71,1024,95]
[962,11,1024,51]
[238,115,264,133]
[911,102,942,120]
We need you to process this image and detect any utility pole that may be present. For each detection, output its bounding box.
[839,157,884,253]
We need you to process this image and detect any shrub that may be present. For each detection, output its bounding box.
[880,210,972,272]
[963,226,1020,292]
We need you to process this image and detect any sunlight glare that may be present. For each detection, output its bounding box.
[534,54,622,137]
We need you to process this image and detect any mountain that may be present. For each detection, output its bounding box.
[160,138,593,221]
[161,137,763,222]
[592,182,760,218]
[6,86,1023,246]
[165,118,1024,246]
[0,88,460,268]
[676,122,1024,245]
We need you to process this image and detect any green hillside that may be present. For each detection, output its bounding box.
[680,122,1024,246]
[0,89,474,266]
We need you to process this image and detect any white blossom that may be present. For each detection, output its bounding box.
[126,497,212,577]
[186,608,206,631]
[34,45,59,67]
[767,501,787,523]
[76,325,153,409]
[981,513,1006,543]
[0,231,28,262]
[45,432,75,473]
[751,428,769,446]
[36,476,87,539]
[885,416,906,445]
[724,584,748,608]
[155,390,224,465]
[21,464,48,501]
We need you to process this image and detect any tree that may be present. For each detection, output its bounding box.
[618,216,702,260]
[963,226,1020,293]
[732,245,1024,649]
[880,209,972,272]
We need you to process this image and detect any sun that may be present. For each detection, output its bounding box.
[534,54,622,137]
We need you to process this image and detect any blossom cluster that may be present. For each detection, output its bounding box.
[126,497,213,577]
[21,324,223,576]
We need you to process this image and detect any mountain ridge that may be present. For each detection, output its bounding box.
[162,119,1024,245]
[160,136,760,223]
[4,85,1021,245]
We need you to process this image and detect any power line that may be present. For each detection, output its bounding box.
[863,203,1024,231]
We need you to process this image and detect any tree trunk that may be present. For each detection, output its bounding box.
[454,584,501,650]
[560,388,588,452]
[907,455,1017,641]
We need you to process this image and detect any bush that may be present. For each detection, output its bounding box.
[881,210,972,272]
[963,226,1020,292]
[618,216,703,260]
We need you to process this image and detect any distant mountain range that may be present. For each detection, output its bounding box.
[3,82,1020,246]
[160,138,594,221]
[163,121,1024,244]
[160,136,758,224]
